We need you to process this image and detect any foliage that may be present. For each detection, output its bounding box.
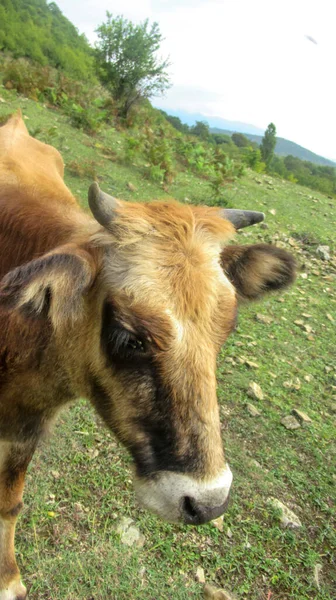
[140,125,176,183]
[95,13,170,118]
[66,159,98,179]
[231,132,250,148]
[2,58,112,134]
[268,154,336,196]
[159,110,190,134]
[0,0,95,80]
[260,122,277,166]
[242,147,266,173]
[190,120,210,140]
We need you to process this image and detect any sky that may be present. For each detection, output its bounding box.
[55,0,336,160]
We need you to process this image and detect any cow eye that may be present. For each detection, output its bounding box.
[109,328,148,358]
[125,336,146,353]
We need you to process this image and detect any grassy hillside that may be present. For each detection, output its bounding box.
[210,128,336,167]
[0,86,335,600]
[0,0,95,79]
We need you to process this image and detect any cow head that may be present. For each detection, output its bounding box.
[0,184,295,525]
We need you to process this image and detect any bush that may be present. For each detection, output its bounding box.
[2,57,114,135]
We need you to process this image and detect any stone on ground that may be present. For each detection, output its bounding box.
[204,584,236,599]
[267,497,302,528]
[246,403,261,417]
[116,517,145,548]
[247,381,264,400]
[281,415,301,430]
[291,409,312,424]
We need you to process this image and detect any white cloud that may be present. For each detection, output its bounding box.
[56,0,336,159]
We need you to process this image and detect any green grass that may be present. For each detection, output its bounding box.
[1,86,335,600]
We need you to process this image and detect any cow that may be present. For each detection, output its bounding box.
[0,112,295,599]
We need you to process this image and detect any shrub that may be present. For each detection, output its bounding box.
[66,159,98,179]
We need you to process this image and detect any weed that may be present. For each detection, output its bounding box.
[66,159,98,179]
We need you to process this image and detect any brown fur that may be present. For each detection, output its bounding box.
[0,112,296,595]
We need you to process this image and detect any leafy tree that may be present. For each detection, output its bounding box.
[260,122,277,166]
[231,132,250,148]
[159,111,189,134]
[95,13,170,117]
[190,120,210,140]
[211,133,233,146]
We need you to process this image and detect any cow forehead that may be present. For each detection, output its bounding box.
[102,236,236,346]
[96,200,237,335]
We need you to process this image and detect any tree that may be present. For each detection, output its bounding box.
[260,122,277,166]
[231,132,250,148]
[190,121,210,140]
[95,13,170,117]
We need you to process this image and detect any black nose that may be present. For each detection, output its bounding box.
[182,495,230,525]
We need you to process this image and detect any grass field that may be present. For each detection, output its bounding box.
[0,85,335,600]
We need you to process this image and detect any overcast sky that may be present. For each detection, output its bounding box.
[56,0,336,160]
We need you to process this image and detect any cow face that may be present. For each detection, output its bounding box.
[0,185,295,525]
[86,186,295,524]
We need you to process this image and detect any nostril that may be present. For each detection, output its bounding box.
[182,494,230,525]
[182,496,199,522]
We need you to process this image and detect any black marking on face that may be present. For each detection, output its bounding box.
[97,300,211,479]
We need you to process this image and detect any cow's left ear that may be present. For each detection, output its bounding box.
[220,243,296,301]
[0,244,97,329]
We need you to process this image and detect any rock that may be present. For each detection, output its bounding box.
[313,563,322,590]
[304,374,313,383]
[267,497,302,528]
[127,182,137,192]
[281,415,301,430]
[246,403,261,417]
[247,381,264,400]
[211,516,224,532]
[316,245,330,261]
[291,409,312,424]
[283,378,301,390]
[204,584,236,599]
[255,313,273,325]
[244,359,259,369]
[196,567,206,584]
[116,517,145,548]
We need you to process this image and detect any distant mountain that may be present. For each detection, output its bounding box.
[157,109,264,136]
[159,109,335,167]
[210,128,336,167]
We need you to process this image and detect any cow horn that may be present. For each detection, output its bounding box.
[88,182,120,229]
[220,209,265,229]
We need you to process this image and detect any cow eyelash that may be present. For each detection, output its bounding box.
[109,328,148,356]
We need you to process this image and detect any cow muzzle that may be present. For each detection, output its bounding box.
[134,465,232,525]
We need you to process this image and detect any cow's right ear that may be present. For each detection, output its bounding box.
[0,245,97,329]
[220,243,296,301]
